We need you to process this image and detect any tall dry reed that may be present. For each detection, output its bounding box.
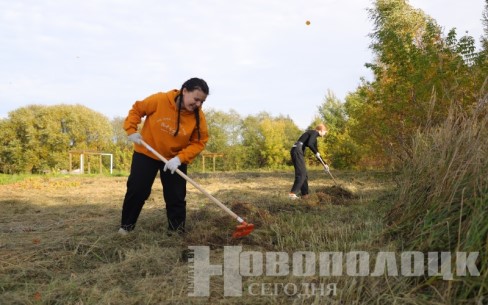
[386,98,488,301]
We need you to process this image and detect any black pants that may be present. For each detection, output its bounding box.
[290,147,309,195]
[121,152,187,232]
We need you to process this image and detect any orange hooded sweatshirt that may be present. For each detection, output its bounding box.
[123,89,208,164]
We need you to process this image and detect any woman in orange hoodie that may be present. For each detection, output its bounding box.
[119,78,209,235]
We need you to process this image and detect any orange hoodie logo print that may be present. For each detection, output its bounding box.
[157,117,188,136]
[157,117,177,135]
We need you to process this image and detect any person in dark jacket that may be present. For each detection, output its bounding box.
[289,124,328,199]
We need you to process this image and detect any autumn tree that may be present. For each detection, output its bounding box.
[347,0,485,165]
[110,116,134,172]
[0,104,113,173]
[241,112,301,168]
[204,109,242,153]
[317,91,362,168]
[198,109,245,170]
[476,0,488,86]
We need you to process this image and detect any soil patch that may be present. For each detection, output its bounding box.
[315,185,358,205]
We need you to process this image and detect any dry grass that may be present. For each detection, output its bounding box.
[1,168,477,304]
[386,102,488,303]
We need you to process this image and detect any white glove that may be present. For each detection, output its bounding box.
[128,133,142,145]
[164,156,181,174]
[315,152,321,158]
[324,164,330,172]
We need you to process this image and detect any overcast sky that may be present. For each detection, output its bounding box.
[0,0,485,129]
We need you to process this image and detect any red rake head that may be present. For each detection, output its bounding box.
[232,222,255,239]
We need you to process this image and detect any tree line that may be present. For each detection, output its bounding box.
[0,104,312,173]
[1,0,487,174]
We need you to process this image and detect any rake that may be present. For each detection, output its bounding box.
[141,140,254,238]
[317,155,339,186]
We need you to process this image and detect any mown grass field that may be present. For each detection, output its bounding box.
[0,169,475,304]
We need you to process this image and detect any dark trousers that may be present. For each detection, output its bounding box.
[121,152,187,232]
[290,147,309,195]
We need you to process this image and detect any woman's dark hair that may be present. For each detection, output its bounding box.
[174,78,209,139]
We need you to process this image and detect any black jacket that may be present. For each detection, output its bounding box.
[295,130,320,154]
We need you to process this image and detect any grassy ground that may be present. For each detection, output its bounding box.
[0,169,445,304]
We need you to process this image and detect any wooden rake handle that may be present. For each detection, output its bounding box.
[140,140,244,224]
[317,155,339,186]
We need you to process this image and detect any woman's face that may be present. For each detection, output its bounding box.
[182,88,207,112]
